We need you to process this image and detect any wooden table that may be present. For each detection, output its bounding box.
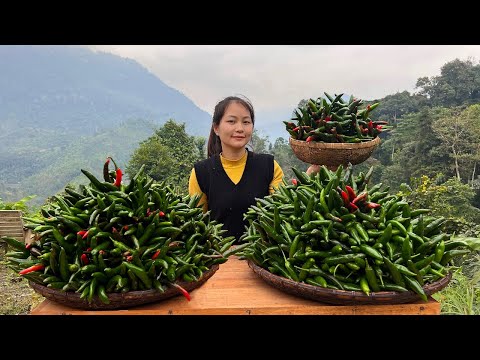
[30,256,440,315]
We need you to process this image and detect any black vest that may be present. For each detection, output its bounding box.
[194,150,274,242]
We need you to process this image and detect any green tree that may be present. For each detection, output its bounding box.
[403,175,480,236]
[415,58,480,107]
[377,107,448,190]
[126,119,205,192]
[250,129,270,154]
[369,91,426,124]
[432,105,480,182]
[270,137,307,181]
[458,105,480,185]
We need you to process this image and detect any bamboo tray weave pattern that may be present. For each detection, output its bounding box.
[289,136,381,166]
[29,264,219,310]
[247,260,451,305]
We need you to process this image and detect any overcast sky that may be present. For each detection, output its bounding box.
[88,45,480,115]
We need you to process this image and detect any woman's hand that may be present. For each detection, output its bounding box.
[306,164,321,176]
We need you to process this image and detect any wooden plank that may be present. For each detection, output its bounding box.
[0,225,24,231]
[0,210,23,217]
[0,210,25,243]
[30,257,441,315]
[0,217,24,224]
[0,231,24,238]
[0,227,24,236]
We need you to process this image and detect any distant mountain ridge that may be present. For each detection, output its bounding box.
[0,45,212,137]
[0,45,212,204]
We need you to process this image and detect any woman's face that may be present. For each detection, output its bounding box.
[214,101,253,152]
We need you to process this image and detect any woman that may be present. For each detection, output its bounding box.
[188,95,284,242]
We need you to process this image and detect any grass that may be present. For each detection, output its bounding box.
[432,254,480,315]
[0,254,44,315]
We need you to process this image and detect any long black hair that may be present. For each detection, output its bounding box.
[207,95,255,157]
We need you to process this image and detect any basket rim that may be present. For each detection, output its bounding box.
[289,135,381,150]
[29,264,219,310]
[247,259,451,305]
[288,136,381,166]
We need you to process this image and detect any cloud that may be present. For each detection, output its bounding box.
[88,45,480,115]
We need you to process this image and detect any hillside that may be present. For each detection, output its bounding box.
[0,45,212,205]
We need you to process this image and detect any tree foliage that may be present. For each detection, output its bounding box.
[376,107,448,188]
[250,129,270,154]
[0,195,36,215]
[369,90,427,123]
[269,137,307,181]
[401,175,480,236]
[432,105,480,182]
[126,119,205,191]
[415,58,480,107]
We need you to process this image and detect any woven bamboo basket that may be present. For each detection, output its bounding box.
[29,264,219,310]
[289,136,381,167]
[248,260,451,305]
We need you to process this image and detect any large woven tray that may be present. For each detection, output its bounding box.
[248,260,451,305]
[289,136,380,166]
[29,264,219,310]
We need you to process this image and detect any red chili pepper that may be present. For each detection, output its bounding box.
[151,250,161,260]
[158,211,165,217]
[292,178,298,186]
[25,243,33,250]
[306,136,314,142]
[77,230,88,238]
[352,191,368,205]
[292,126,300,132]
[325,116,331,122]
[123,225,129,231]
[113,168,122,187]
[86,247,92,252]
[81,253,89,265]
[347,202,359,213]
[368,120,374,132]
[171,283,191,301]
[365,202,381,209]
[99,250,106,255]
[19,264,45,275]
[340,190,350,207]
[345,186,356,201]
[112,227,118,233]
[126,255,133,262]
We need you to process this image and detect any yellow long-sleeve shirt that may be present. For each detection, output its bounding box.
[188,151,284,212]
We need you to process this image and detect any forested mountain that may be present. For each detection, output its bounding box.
[0,45,211,136]
[0,45,212,204]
